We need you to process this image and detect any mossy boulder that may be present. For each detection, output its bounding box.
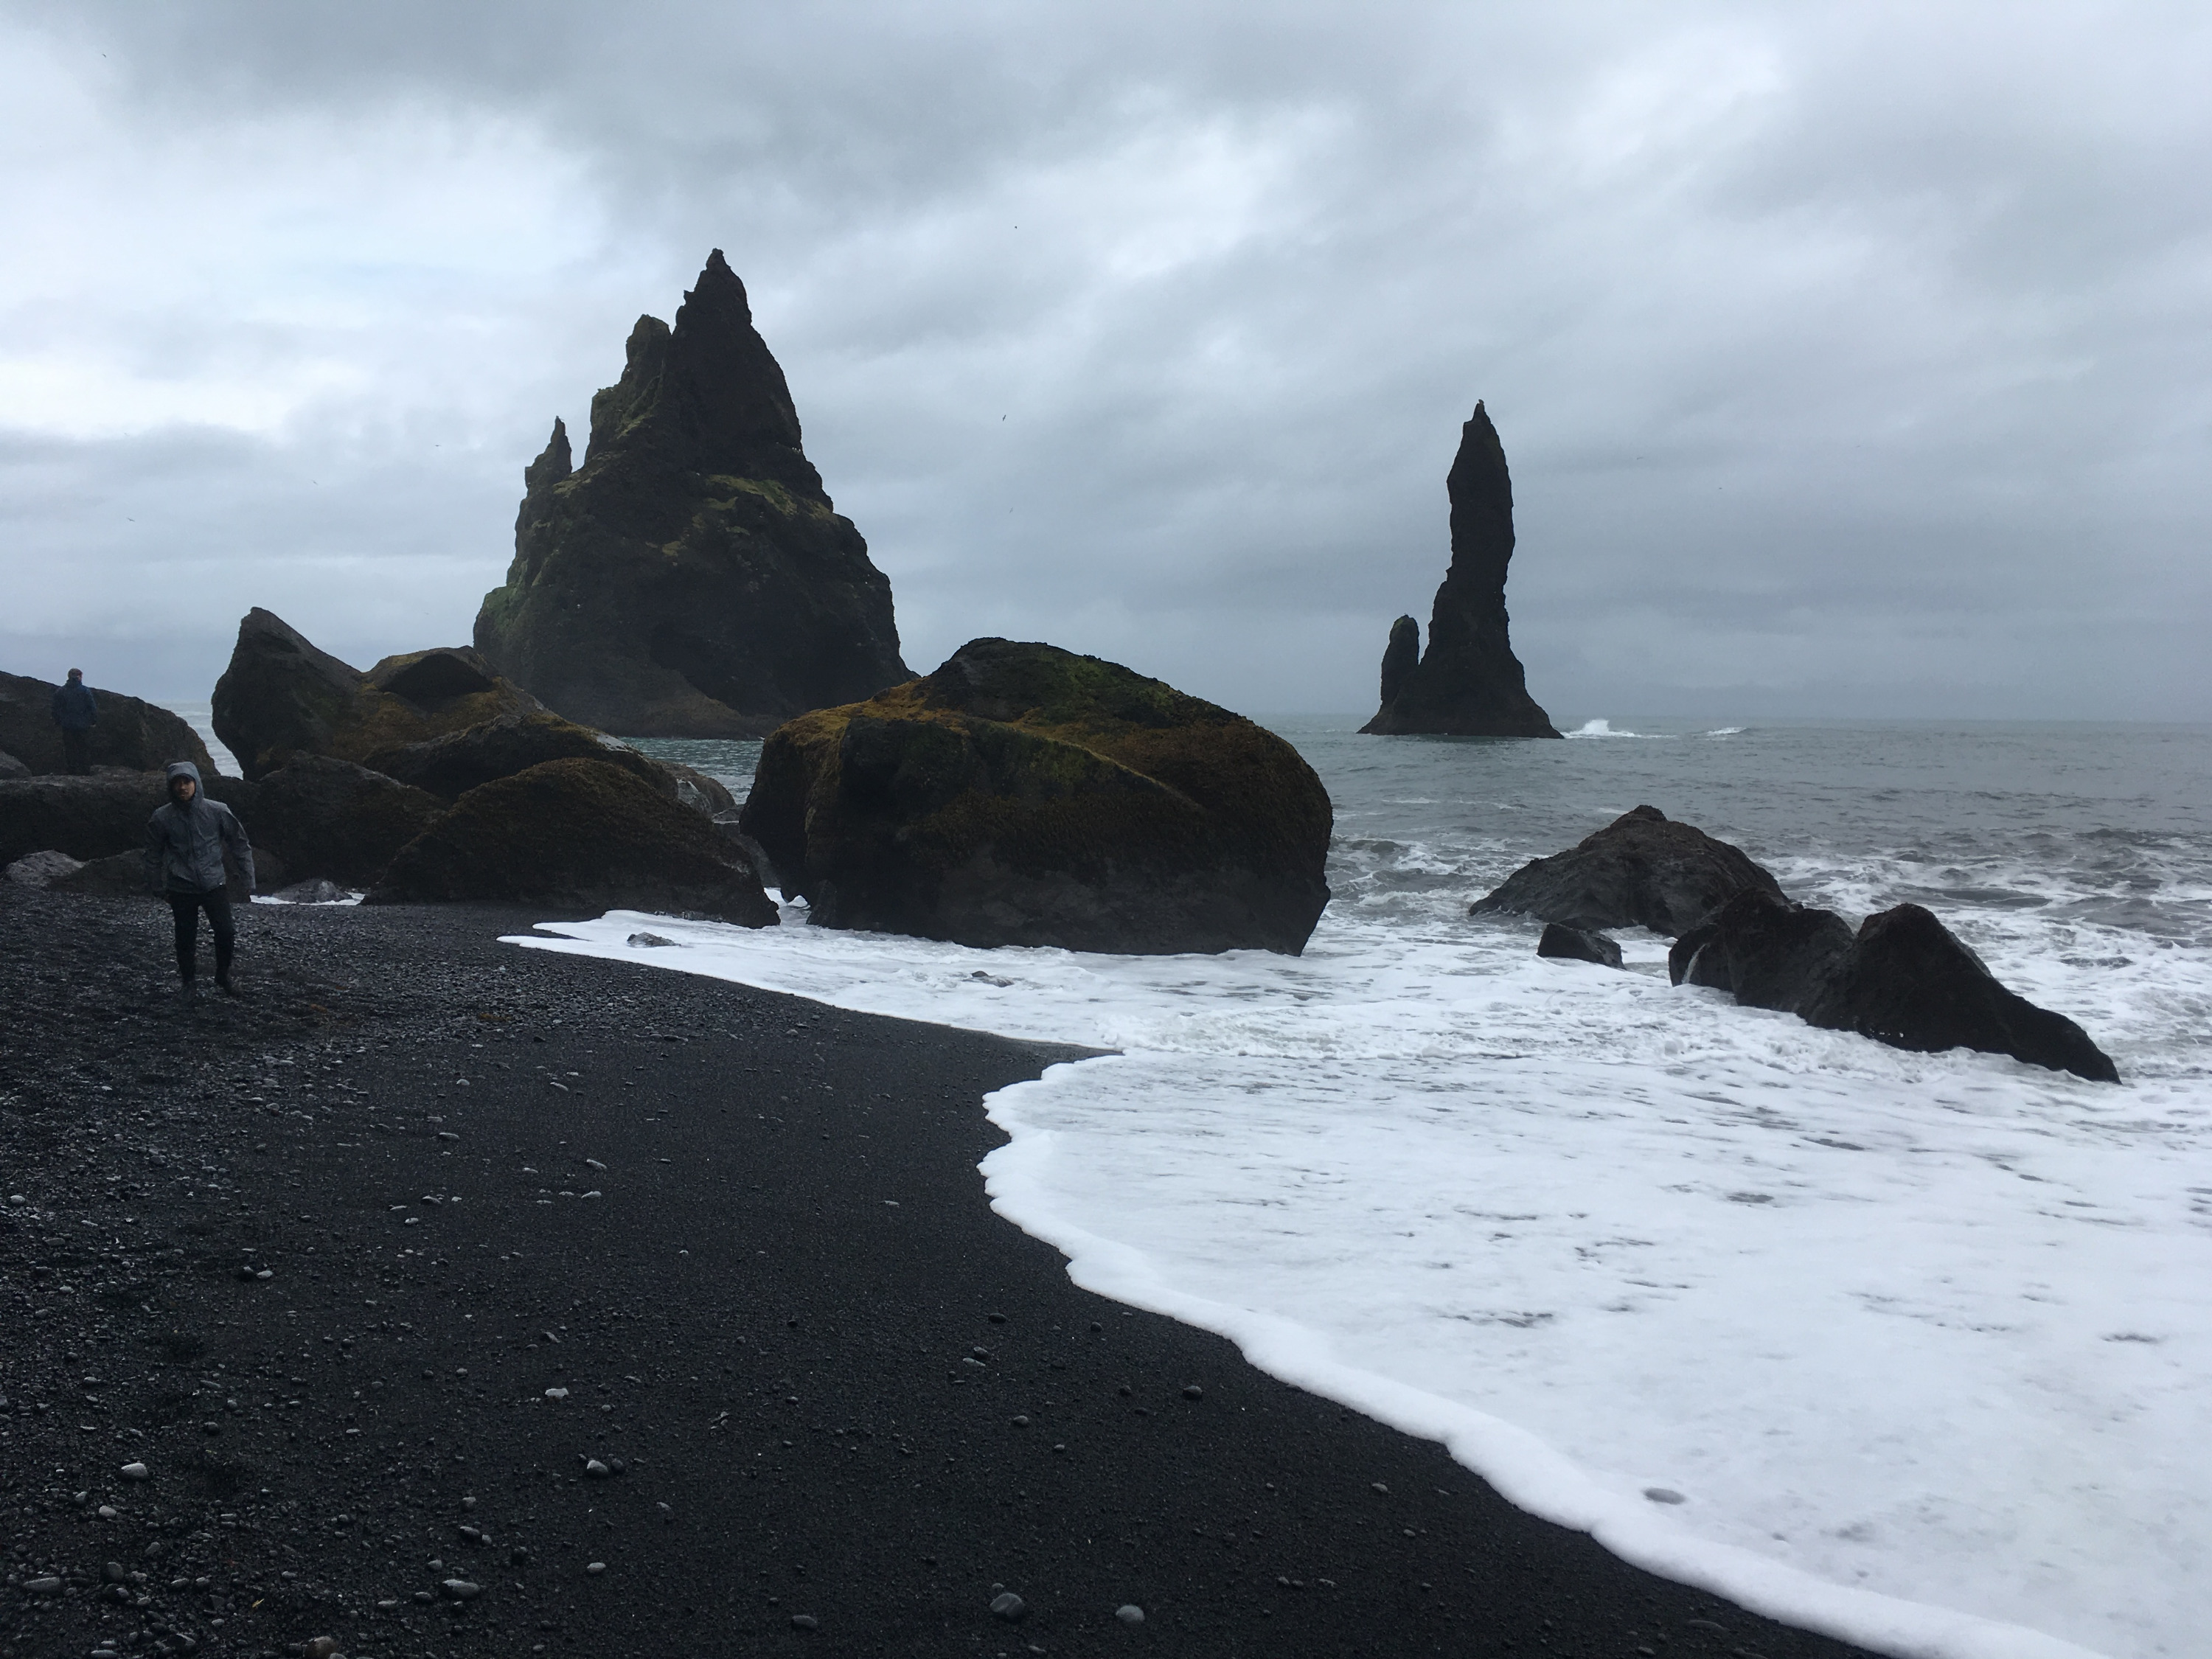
[0,669,215,776]
[739,638,1333,954]
[364,758,776,925]
[472,251,909,736]
[212,609,544,781]
[246,757,445,886]
[363,710,663,802]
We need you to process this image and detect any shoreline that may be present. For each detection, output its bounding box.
[1,886,1879,1659]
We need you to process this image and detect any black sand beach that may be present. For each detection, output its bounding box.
[0,886,1879,1659]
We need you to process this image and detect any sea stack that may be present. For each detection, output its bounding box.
[473,251,910,736]
[1360,403,1559,737]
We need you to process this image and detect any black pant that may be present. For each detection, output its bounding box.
[168,890,234,984]
[60,729,91,774]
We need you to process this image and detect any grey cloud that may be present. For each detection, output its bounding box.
[2,1,2206,720]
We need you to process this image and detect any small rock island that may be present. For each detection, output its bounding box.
[474,251,910,737]
[1361,402,1559,738]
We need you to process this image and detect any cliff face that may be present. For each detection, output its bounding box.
[474,251,910,737]
[1360,403,1559,738]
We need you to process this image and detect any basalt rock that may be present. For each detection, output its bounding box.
[1537,922,1622,968]
[1800,903,2120,1082]
[246,757,446,887]
[0,750,27,780]
[473,251,909,737]
[364,711,661,803]
[1472,805,1781,937]
[365,758,777,926]
[0,670,215,776]
[212,610,543,781]
[740,637,1333,954]
[1360,404,1559,738]
[1697,888,1858,1012]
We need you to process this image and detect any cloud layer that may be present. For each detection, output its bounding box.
[4,1,2206,720]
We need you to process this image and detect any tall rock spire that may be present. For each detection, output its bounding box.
[1360,403,1559,738]
[475,251,909,737]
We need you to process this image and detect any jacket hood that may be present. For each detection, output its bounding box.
[166,761,204,789]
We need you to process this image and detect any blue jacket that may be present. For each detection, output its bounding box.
[145,762,255,895]
[52,680,97,731]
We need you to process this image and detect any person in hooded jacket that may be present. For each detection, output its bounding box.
[144,760,254,996]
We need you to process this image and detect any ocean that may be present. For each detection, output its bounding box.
[173,703,2212,1658]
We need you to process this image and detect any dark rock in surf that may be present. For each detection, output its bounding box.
[1537,922,1622,968]
[247,756,445,887]
[1799,902,2120,1082]
[1472,805,1781,938]
[740,637,1333,955]
[0,669,215,776]
[365,758,777,927]
[473,251,910,737]
[212,609,543,781]
[1699,888,1857,1012]
[1666,919,1733,990]
[1360,404,1559,738]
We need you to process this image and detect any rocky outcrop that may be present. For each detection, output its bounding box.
[366,759,776,926]
[212,610,542,781]
[1670,888,1857,1012]
[473,251,909,737]
[1799,904,2119,1082]
[1662,886,2117,1082]
[0,751,27,780]
[246,757,445,887]
[740,638,1333,955]
[1537,922,1621,968]
[1472,805,1781,937]
[1,773,172,865]
[1360,404,1559,738]
[0,670,215,776]
[364,711,659,802]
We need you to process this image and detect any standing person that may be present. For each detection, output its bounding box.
[144,761,254,999]
[51,668,97,775]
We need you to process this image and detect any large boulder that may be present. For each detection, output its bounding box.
[739,638,1334,955]
[246,757,445,886]
[1679,888,1858,1012]
[1472,805,1782,937]
[1799,903,2119,1082]
[1360,403,1559,738]
[364,758,776,925]
[473,251,910,737]
[0,751,31,781]
[211,610,543,781]
[364,711,662,801]
[0,773,169,864]
[0,670,215,776]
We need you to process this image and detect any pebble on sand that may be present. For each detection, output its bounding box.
[586,1561,606,1575]
[1644,1487,1687,1504]
[789,1613,819,1630]
[119,1462,149,1481]
[1116,1604,1145,1625]
[990,1591,1027,1621]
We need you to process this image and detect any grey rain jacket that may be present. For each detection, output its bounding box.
[144,762,254,895]
[51,680,97,730]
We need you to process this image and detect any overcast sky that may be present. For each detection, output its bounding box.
[2,1,2206,722]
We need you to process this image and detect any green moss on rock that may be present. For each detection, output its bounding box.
[740,639,1332,955]
[366,757,775,925]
